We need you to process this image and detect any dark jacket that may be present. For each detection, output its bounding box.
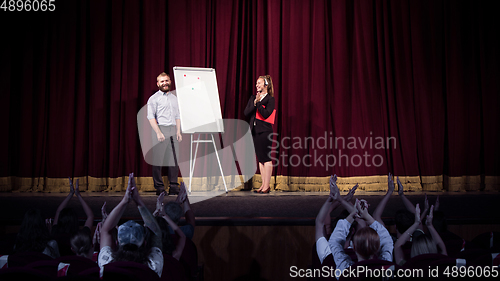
[244,94,275,134]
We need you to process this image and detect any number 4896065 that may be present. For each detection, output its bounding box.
[1,0,56,12]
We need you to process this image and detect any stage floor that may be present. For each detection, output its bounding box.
[1,190,499,226]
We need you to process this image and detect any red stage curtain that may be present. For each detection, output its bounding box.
[1,0,498,188]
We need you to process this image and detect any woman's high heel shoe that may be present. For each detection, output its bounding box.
[260,188,270,193]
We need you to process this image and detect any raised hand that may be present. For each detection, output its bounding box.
[397,176,404,196]
[124,173,135,203]
[329,174,340,200]
[153,191,166,217]
[68,177,75,195]
[414,204,421,224]
[435,195,440,211]
[425,205,434,226]
[423,194,429,214]
[355,198,370,220]
[344,183,358,202]
[74,179,81,196]
[93,222,102,245]
[388,173,395,194]
[101,202,108,222]
[176,182,187,203]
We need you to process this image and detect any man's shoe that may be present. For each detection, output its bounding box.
[156,188,165,196]
[168,186,180,195]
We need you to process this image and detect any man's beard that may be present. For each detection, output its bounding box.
[160,85,170,92]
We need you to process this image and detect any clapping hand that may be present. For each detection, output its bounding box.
[176,182,188,204]
[423,194,429,215]
[329,175,340,200]
[101,202,108,222]
[414,204,421,224]
[153,191,166,217]
[397,176,404,196]
[425,205,434,226]
[388,173,395,194]
[355,199,370,219]
[344,183,358,202]
[68,177,76,195]
[74,179,81,196]
[124,173,136,203]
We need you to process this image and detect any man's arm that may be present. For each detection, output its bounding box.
[149,119,165,142]
[176,118,182,142]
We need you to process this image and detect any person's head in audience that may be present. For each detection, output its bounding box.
[155,217,175,256]
[54,207,80,235]
[395,209,414,237]
[352,226,381,261]
[70,228,94,259]
[410,234,437,257]
[112,220,150,264]
[164,202,183,224]
[14,208,51,253]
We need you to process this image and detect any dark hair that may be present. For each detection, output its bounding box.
[70,228,92,257]
[395,209,414,234]
[53,207,80,235]
[112,227,151,264]
[156,217,175,256]
[14,209,51,253]
[164,202,183,224]
[353,227,380,260]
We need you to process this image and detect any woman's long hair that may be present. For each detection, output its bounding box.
[259,75,274,97]
[14,209,51,253]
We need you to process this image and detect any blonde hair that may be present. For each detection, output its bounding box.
[259,75,274,97]
[411,234,438,258]
[157,72,170,82]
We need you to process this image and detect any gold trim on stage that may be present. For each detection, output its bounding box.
[0,175,498,192]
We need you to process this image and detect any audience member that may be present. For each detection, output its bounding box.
[93,201,109,251]
[372,173,396,228]
[153,191,186,260]
[13,208,60,258]
[396,176,429,234]
[52,178,94,256]
[70,227,94,259]
[99,173,164,277]
[156,182,195,239]
[394,204,447,265]
[328,175,394,278]
[314,175,357,264]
